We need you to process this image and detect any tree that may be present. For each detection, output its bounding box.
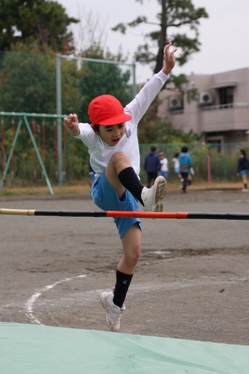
[112,0,208,74]
[112,0,208,143]
[0,48,56,113]
[0,0,79,53]
[77,45,133,122]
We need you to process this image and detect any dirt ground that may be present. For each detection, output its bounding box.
[0,189,249,345]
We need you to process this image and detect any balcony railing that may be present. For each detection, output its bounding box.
[201,102,248,111]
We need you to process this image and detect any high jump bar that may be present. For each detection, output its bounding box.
[1,208,249,220]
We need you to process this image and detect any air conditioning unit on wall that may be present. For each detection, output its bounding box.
[168,97,182,110]
[199,92,213,106]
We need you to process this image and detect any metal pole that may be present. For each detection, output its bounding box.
[56,54,63,187]
[207,155,211,183]
[0,119,22,190]
[1,208,249,220]
[132,62,137,99]
[23,116,54,195]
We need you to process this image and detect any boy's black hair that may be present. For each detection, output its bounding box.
[240,149,246,157]
[181,146,188,153]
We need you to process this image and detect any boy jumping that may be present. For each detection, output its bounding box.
[64,42,176,332]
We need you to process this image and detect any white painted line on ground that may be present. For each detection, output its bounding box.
[25,274,87,325]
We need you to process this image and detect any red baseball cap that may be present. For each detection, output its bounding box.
[88,94,132,125]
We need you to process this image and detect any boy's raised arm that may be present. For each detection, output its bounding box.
[162,42,177,76]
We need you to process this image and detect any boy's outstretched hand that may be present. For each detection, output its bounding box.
[64,113,80,136]
[163,42,177,76]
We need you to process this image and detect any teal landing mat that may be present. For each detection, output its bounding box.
[0,322,248,373]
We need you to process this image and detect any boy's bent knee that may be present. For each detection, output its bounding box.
[108,152,131,176]
[110,152,130,165]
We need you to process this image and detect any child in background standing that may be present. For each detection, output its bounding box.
[158,151,168,179]
[237,149,249,192]
[172,152,180,178]
[144,146,161,187]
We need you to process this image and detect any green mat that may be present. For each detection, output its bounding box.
[0,322,248,373]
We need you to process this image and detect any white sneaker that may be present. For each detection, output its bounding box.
[141,176,167,212]
[242,188,248,192]
[100,291,125,332]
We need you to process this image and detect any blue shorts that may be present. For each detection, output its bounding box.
[91,172,142,239]
[160,171,168,178]
[89,171,95,182]
[174,167,180,173]
[241,170,248,175]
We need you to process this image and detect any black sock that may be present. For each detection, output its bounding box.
[118,167,144,205]
[113,269,133,308]
[244,183,248,189]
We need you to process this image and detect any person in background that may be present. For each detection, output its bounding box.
[144,146,161,187]
[237,149,249,192]
[158,151,168,179]
[172,152,181,179]
[178,146,193,193]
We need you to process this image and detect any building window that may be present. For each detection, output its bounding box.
[218,87,234,108]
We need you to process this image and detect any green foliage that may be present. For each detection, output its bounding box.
[77,46,132,122]
[0,47,135,183]
[0,48,56,113]
[64,139,89,180]
[0,0,209,184]
[61,58,82,115]
[137,97,201,144]
[0,0,79,53]
[138,115,201,144]
[0,118,246,185]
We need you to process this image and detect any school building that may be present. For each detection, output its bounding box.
[158,67,249,148]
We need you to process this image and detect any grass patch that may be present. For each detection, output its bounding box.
[0,180,243,198]
[0,182,91,197]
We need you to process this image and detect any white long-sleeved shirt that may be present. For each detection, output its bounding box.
[160,158,168,172]
[74,70,168,178]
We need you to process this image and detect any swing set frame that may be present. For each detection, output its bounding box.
[0,112,66,195]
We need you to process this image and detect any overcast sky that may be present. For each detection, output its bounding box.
[57,0,249,82]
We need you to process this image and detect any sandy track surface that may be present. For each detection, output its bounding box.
[1,190,249,344]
